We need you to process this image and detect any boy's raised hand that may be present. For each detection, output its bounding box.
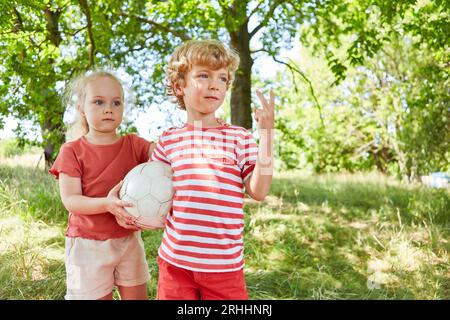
[253,89,275,130]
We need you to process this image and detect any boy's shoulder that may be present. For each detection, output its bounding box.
[221,123,251,133]
[159,123,254,139]
[159,125,185,137]
[220,124,255,140]
[165,125,184,132]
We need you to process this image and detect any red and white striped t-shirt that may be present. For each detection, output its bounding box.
[151,122,258,272]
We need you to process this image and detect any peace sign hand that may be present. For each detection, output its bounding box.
[253,89,275,130]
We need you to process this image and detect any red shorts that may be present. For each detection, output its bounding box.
[157,257,248,300]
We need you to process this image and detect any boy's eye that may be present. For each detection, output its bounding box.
[220,77,228,82]
[198,74,208,78]
[113,100,122,107]
[94,99,103,105]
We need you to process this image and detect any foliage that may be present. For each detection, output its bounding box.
[0,138,34,158]
[1,0,433,167]
[272,0,449,179]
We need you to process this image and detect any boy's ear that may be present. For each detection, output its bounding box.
[173,81,184,96]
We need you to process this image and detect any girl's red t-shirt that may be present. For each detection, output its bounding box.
[49,134,151,240]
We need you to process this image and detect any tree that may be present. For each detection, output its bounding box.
[1,1,67,168]
[0,0,109,167]
[0,0,137,167]
[103,0,420,129]
[272,0,449,179]
[1,0,439,168]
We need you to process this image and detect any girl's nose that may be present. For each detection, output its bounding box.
[103,104,113,113]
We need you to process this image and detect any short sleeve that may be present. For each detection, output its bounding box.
[130,134,152,162]
[48,143,82,179]
[151,132,170,164]
[236,130,258,182]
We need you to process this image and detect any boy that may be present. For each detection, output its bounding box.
[151,39,274,300]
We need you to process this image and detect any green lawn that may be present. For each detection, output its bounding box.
[0,163,448,300]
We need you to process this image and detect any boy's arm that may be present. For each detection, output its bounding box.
[149,133,170,164]
[244,128,274,201]
[148,142,156,161]
[244,89,275,201]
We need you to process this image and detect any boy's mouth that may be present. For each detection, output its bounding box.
[204,96,219,100]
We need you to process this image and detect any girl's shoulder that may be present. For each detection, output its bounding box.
[123,133,145,143]
[122,133,154,147]
[59,137,84,152]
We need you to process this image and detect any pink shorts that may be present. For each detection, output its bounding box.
[157,257,248,300]
[65,232,150,300]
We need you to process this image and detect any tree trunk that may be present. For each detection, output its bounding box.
[40,116,66,170]
[41,6,65,169]
[229,22,253,129]
[43,138,56,170]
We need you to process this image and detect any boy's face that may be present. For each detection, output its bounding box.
[176,64,229,115]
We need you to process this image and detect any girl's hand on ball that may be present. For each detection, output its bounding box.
[115,215,140,231]
[106,180,135,223]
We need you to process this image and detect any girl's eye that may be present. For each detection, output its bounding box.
[94,100,103,105]
[220,77,228,83]
[199,74,208,78]
[113,100,122,107]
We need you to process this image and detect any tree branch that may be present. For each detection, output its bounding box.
[250,47,267,54]
[12,8,41,50]
[13,7,24,33]
[44,7,62,46]
[249,0,285,39]
[118,11,191,41]
[78,0,96,67]
[66,26,87,37]
[270,54,324,126]
[247,0,265,22]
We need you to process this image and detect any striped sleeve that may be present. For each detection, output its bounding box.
[236,129,258,182]
[151,132,170,164]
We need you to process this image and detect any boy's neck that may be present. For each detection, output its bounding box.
[186,110,221,128]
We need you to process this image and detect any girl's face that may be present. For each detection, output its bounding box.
[81,76,124,135]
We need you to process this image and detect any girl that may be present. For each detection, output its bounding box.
[49,70,155,300]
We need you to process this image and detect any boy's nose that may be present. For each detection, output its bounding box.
[209,81,220,90]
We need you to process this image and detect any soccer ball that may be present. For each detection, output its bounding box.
[119,161,174,229]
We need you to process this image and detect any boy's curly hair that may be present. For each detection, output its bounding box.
[166,39,240,110]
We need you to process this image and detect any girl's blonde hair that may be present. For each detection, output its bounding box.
[166,39,240,110]
[63,69,126,141]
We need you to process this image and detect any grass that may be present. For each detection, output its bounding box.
[0,155,448,300]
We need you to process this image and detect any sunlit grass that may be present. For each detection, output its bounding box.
[0,162,448,299]
[244,170,449,300]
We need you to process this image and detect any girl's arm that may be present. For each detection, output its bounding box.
[244,89,275,201]
[59,173,137,227]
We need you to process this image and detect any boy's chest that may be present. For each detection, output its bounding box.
[169,132,239,167]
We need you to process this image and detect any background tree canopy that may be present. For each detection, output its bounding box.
[0,0,448,179]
